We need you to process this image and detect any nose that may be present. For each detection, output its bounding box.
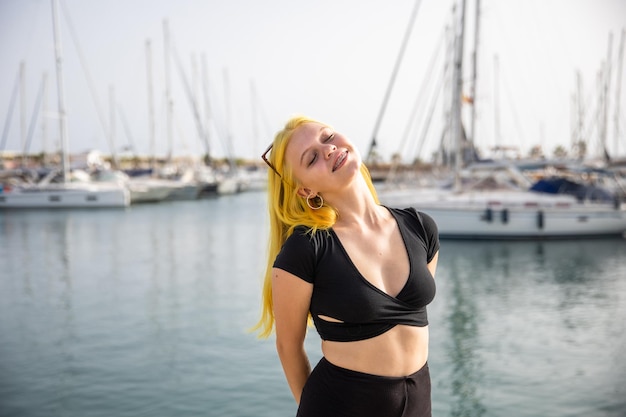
[324,144,337,159]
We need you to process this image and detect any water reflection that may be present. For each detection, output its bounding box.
[0,210,78,414]
[1,196,624,417]
[434,237,626,417]
[1,195,273,416]
[443,244,486,417]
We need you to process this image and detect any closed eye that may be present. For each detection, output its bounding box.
[307,132,335,166]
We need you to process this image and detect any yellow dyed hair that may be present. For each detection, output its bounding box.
[253,115,379,338]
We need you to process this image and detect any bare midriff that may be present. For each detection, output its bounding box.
[321,324,429,377]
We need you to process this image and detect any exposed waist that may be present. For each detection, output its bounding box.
[320,324,429,377]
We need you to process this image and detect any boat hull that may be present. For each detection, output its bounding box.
[0,184,130,208]
[380,189,626,239]
[421,205,626,239]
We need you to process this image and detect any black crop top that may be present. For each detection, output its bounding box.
[273,207,439,342]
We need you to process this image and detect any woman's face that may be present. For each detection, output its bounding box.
[284,122,361,195]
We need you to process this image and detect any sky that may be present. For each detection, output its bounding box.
[0,0,625,163]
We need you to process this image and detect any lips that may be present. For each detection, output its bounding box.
[332,150,347,172]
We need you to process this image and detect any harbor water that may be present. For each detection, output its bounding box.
[1,190,625,417]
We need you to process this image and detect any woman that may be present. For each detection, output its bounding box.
[254,116,439,417]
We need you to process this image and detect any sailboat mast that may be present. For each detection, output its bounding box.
[109,85,117,167]
[451,0,467,191]
[42,72,49,166]
[20,62,26,167]
[201,54,213,164]
[493,55,501,149]
[366,0,422,162]
[163,20,173,161]
[576,71,584,153]
[469,0,480,145]
[145,40,156,172]
[223,68,236,170]
[51,0,70,182]
[601,32,613,161]
[613,29,625,156]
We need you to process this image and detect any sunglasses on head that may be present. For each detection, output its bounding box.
[261,143,282,178]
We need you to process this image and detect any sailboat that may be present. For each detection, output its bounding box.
[377,0,626,238]
[381,162,626,238]
[0,0,129,209]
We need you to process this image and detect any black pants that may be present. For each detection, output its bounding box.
[297,357,431,417]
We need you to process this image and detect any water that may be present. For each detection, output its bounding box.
[1,191,625,417]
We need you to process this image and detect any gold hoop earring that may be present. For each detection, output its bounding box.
[306,194,323,210]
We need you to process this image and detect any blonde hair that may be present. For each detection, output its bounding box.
[253,115,379,338]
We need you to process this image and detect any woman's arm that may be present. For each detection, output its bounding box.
[272,267,314,404]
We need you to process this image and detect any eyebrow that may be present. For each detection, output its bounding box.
[299,126,327,166]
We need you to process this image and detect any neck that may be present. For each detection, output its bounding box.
[325,177,385,229]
